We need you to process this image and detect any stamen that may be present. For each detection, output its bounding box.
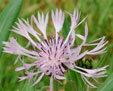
[56,46,57,51]
[60,39,64,47]
[44,39,49,46]
[41,48,46,53]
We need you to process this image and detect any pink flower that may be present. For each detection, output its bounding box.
[3,9,108,91]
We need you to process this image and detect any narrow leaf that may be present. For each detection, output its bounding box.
[96,44,113,68]
[97,73,113,91]
[62,17,85,90]
[0,0,24,57]
[62,16,70,39]
[22,80,35,91]
[107,58,113,75]
[53,80,59,91]
[66,69,85,91]
[64,80,76,91]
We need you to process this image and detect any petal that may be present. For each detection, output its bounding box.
[32,73,44,87]
[16,67,24,71]
[82,75,97,88]
[51,9,64,32]
[18,76,28,81]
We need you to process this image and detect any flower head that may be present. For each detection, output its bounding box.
[3,9,108,91]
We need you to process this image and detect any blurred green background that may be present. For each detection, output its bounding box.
[0,0,113,91]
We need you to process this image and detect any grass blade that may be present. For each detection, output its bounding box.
[64,80,76,91]
[62,16,85,91]
[0,0,24,57]
[97,73,113,91]
[96,44,113,68]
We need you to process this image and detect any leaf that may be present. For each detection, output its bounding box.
[97,73,113,91]
[53,80,59,91]
[98,0,112,25]
[107,58,113,76]
[64,80,76,91]
[0,0,24,57]
[22,80,35,91]
[62,17,86,91]
[107,44,113,75]
[62,16,70,40]
[96,44,113,68]
[66,69,85,91]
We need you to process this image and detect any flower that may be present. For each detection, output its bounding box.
[3,9,108,91]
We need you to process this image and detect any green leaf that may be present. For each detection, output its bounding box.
[98,0,112,25]
[62,16,70,40]
[97,73,113,91]
[66,69,85,91]
[96,44,113,68]
[53,80,59,91]
[62,17,86,91]
[107,58,113,75]
[22,80,35,91]
[0,0,24,57]
[64,80,76,91]
[107,44,113,75]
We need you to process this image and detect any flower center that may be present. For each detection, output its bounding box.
[37,37,69,77]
